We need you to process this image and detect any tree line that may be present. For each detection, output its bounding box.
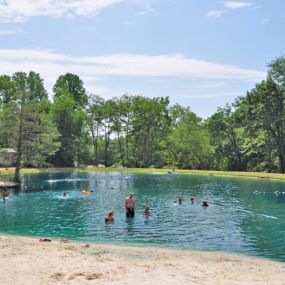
[0,56,285,181]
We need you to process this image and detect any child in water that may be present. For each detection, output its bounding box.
[202,201,209,207]
[105,211,114,223]
[144,206,152,219]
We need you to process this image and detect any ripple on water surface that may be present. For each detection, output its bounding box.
[1,172,285,261]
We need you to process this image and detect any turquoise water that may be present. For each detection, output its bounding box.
[1,172,285,261]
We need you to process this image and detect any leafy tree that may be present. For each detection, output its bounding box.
[9,71,60,182]
[208,104,247,171]
[87,95,105,165]
[0,75,16,105]
[165,107,213,169]
[53,73,88,108]
[52,73,88,166]
[130,96,170,167]
[237,77,285,172]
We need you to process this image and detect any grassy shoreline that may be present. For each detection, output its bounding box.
[0,167,285,181]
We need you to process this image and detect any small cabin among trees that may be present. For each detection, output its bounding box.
[0,148,16,167]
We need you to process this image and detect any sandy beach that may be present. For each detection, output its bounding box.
[0,235,285,285]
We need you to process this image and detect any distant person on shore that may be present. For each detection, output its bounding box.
[2,187,9,203]
[105,211,114,223]
[190,197,195,204]
[202,201,209,207]
[144,206,152,219]
[125,192,135,218]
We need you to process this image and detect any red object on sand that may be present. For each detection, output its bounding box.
[39,238,52,242]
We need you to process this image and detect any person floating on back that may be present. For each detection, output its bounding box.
[125,192,135,218]
[2,187,9,203]
[202,201,209,207]
[144,206,152,219]
[105,211,114,223]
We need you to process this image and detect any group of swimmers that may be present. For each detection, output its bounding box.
[62,190,94,198]
[105,192,151,223]
[104,193,209,223]
[174,197,209,207]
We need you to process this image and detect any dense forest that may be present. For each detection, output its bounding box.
[1,56,285,178]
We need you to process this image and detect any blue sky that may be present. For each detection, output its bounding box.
[0,0,284,117]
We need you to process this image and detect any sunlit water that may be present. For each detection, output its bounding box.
[1,172,285,261]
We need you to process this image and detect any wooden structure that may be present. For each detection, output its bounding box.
[0,148,16,167]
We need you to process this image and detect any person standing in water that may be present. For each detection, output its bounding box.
[125,192,135,218]
[2,187,9,203]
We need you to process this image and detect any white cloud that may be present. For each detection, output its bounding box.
[0,49,266,93]
[207,10,226,18]
[0,0,124,23]
[0,29,19,36]
[179,92,243,99]
[136,7,154,16]
[223,1,253,9]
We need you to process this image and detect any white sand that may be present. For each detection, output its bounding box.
[0,234,285,285]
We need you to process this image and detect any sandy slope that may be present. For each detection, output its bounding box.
[0,235,285,285]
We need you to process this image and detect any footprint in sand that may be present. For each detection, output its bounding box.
[68,272,103,281]
[86,273,103,280]
[50,272,65,281]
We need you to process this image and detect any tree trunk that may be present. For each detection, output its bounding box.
[117,130,124,166]
[14,94,25,183]
[95,125,99,164]
[278,153,285,173]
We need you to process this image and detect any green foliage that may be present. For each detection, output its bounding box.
[1,55,285,174]
[0,71,61,181]
[0,75,16,105]
[165,107,213,169]
[52,74,88,166]
[129,96,170,168]
[208,104,247,171]
[53,73,88,108]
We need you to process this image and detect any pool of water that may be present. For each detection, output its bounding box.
[1,172,285,261]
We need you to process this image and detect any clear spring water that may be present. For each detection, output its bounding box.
[1,172,285,261]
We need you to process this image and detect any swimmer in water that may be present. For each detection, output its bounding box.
[105,211,114,223]
[63,192,68,197]
[202,201,209,207]
[178,198,182,205]
[144,206,152,219]
[190,197,195,204]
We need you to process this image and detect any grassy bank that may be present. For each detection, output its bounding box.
[1,167,285,182]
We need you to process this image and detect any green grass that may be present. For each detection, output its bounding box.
[1,167,285,181]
